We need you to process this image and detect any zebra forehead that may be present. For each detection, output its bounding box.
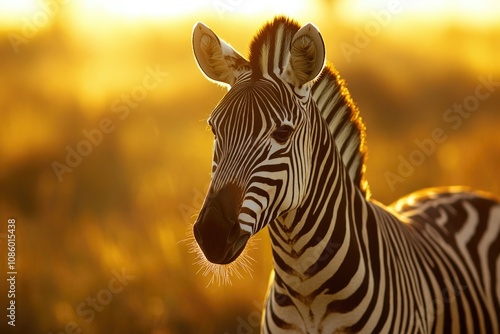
[210,78,300,129]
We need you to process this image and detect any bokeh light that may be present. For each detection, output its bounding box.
[0,0,499,333]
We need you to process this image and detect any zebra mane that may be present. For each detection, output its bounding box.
[249,16,300,79]
[312,66,370,198]
[249,17,370,198]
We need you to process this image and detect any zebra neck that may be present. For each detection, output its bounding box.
[269,131,371,301]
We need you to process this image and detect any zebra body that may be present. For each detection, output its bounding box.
[190,17,500,333]
[266,186,500,333]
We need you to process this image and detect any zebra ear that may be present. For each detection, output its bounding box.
[285,23,326,87]
[192,22,250,87]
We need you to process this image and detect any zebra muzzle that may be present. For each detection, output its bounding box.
[193,184,250,265]
[193,208,250,264]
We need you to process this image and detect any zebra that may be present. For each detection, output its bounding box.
[190,16,500,333]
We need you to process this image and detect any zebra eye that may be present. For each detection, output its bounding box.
[272,125,294,144]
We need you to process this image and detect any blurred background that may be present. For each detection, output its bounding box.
[0,0,499,333]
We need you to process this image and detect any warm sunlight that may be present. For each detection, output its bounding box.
[76,0,309,19]
[339,0,500,23]
[0,0,312,30]
[0,0,309,21]
[77,0,208,18]
[0,0,37,13]
[0,0,38,25]
[2,0,500,332]
[2,0,499,28]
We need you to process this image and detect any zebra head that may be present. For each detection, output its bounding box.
[192,18,326,265]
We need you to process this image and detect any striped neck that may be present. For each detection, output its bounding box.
[267,105,372,324]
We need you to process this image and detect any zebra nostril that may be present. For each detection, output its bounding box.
[227,222,241,244]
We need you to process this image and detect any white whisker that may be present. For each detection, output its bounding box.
[184,222,256,287]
